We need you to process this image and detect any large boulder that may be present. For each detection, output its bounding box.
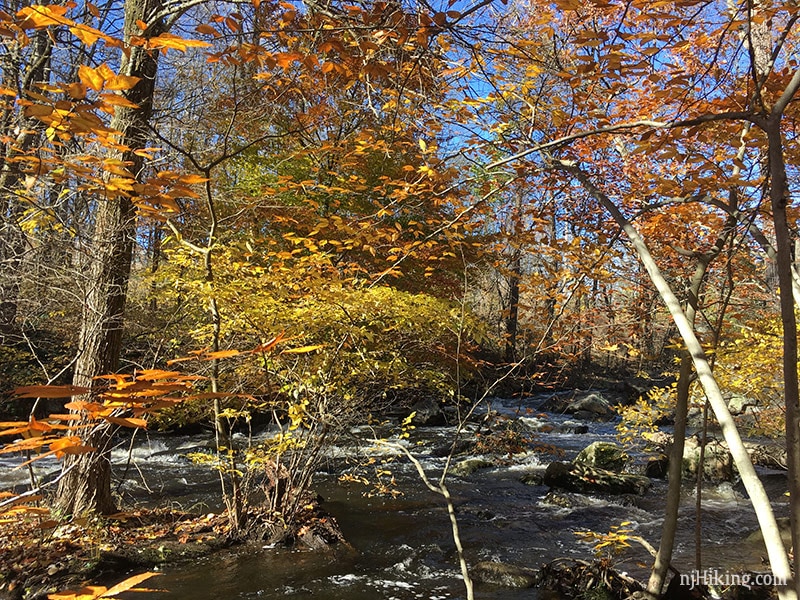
[728,394,757,415]
[543,461,650,495]
[647,434,785,481]
[574,442,629,472]
[745,517,792,548]
[566,393,616,421]
[471,561,537,588]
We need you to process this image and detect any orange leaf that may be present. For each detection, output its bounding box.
[146,33,212,52]
[24,104,53,117]
[252,333,287,353]
[48,585,108,600]
[46,414,85,421]
[15,385,90,398]
[178,174,209,184]
[78,65,104,91]
[17,5,69,29]
[63,400,105,412]
[101,572,160,597]
[48,436,88,456]
[0,436,53,454]
[98,93,139,108]
[104,416,148,428]
[65,82,87,100]
[204,349,241,360]
[105,74,140,91]
[195,24,219,36]
[69,24,103,46]
[0,424,33,437]
[135,369,183,381]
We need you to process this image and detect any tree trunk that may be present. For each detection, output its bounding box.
[504,252,521,363]
[55,0,165,517]
[765,119,800,595]
[0,27,53,332]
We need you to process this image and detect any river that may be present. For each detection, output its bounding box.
[1,394,787,599]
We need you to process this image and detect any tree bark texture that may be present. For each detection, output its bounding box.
[56,0,165,516]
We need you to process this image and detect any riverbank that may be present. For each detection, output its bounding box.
[0,508,233,599]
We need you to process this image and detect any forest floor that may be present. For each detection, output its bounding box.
[0,508,232,600]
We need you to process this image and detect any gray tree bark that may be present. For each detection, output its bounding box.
[55,0,166,516]
[0,26,53,332]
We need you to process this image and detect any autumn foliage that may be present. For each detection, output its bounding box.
[2,0,800,597]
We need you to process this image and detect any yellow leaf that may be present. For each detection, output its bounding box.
[282,345,324,354]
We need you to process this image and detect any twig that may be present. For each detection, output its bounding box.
[0,462,77,512]
[381,441,475,600]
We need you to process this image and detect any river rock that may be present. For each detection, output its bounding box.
[536,558,643,598]
[451,457,494,477]
[543,461,650,495]
[566,393,616,420]
[519,469,545,486]
[538,393,574,413]
[647,432,786,482]
[409,398,447,426]
[471,561,537,588]
[728,394,757,415]
[682,438,733,482]
[645,454,669,478]
[574,442,629,472]
[745,516,792,548]
[746,443,787,470]
[541,490,574,508]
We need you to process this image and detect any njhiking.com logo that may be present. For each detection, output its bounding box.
[680,569,787,590]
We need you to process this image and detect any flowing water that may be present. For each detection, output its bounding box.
[1,394,788,599]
